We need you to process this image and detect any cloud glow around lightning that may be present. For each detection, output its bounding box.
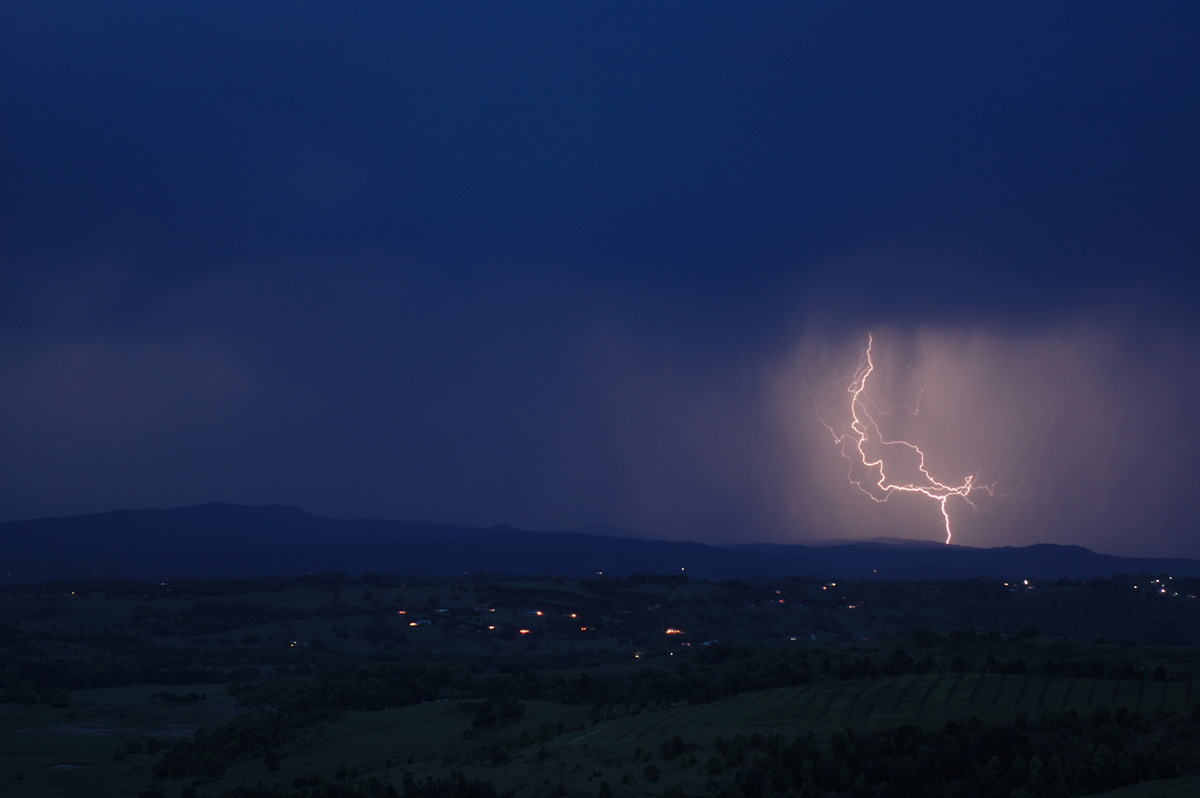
[820,334,990,544]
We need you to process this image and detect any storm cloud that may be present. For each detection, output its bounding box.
[2,3,1198,557]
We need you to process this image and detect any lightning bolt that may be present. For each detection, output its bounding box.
[820,334,990,544]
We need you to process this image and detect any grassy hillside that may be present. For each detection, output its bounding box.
[584,672,1196,750]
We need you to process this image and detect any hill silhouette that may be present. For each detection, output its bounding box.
[3,503,1198,584]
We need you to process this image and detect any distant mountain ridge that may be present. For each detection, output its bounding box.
[2,503,1198,584]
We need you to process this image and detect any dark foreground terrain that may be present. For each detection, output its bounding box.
[6,503,1200,583]
[3,570,1200,797]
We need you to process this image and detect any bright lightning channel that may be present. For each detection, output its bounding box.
[822,334,990,544]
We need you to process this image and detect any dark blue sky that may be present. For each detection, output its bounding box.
[3,2,1199,555]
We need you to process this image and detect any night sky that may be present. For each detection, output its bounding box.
[3,2,1199,557]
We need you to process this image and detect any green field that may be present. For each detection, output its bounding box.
[0,684,237,797]
[15,672,1193,797]
[580,672,1197,751]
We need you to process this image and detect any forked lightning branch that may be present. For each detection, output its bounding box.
[820,334,991,544]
